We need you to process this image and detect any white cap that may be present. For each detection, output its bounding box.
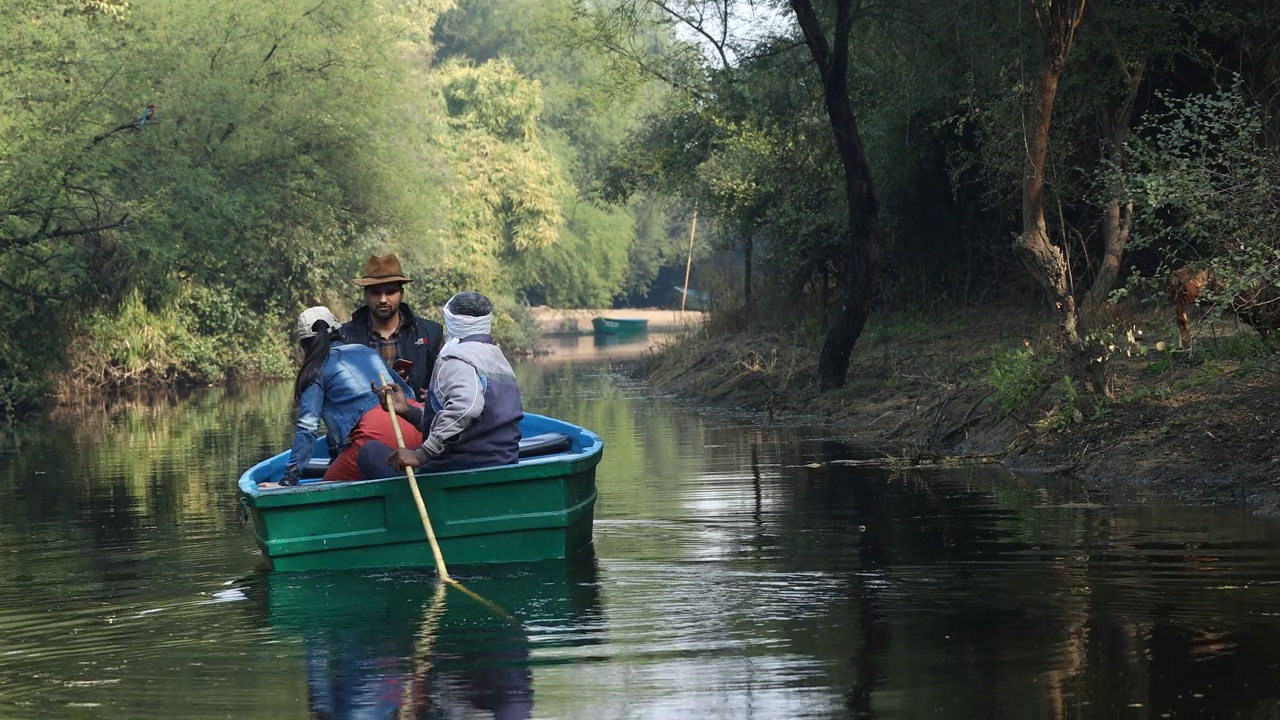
[297,306,340,339]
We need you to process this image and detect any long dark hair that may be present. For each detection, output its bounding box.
[293,322,340,401]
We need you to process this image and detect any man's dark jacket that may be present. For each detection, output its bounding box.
[340,302,443,395]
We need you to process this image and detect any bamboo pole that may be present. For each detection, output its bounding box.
[681,204,699,312]
[382,375,450,581]
[378,377,512,621]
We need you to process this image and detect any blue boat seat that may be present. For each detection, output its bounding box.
[517,432,573,458]
[301,458,331,479]
[298,432,572,478]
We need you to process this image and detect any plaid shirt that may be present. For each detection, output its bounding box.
[372,325,401,368]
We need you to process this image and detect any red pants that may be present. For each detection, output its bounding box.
[323,404,424,481]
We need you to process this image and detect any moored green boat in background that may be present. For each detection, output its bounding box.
[591,316,648,336]
[237,413,602,572]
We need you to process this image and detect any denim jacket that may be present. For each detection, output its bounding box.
[287,342,415,471]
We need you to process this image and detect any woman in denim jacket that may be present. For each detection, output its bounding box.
[279,306,424,486]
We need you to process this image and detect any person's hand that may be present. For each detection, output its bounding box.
[387,448,424,471]
[371,381,410,416]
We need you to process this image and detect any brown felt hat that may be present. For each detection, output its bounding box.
[353,254,413,286]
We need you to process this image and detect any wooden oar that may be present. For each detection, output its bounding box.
[379,376,512,621]
[381,375,450,581]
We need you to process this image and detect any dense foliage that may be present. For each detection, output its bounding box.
[3,0,1276,409]
[583,0,1280,389]
[0,0,675,412]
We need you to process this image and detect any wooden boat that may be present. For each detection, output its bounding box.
[237,413,603,572]
[591,316,648,335]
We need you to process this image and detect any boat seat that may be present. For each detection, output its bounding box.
[297,432,573,478]
[517,432,573,458]
[301,459,330,479]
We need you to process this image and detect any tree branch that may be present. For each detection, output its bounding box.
[1089,3,1131,84]
[0,273,89,300]
[1,214,130,248]
[90,122,138,146]
[652,0,733,69]
[788,0,832,70]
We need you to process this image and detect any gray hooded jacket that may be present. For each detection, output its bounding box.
[401,334,523,471]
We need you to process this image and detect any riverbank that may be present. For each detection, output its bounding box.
[640,306,1280,514]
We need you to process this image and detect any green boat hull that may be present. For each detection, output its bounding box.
[238,413,603,572]
[591,316,648,336]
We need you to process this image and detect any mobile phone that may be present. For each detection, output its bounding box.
[393,358,414,379]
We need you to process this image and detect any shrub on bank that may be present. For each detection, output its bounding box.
[55,286,541,402]
[985,344,1055,415]
[64,289,294,396]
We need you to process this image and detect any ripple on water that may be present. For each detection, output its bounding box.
[5,371,1280,718]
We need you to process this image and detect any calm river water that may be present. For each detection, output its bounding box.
[3,336,1280,718]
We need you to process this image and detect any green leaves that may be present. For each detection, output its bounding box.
[1120,79,1280,317]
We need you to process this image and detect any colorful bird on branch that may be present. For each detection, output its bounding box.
[139,105,156,127]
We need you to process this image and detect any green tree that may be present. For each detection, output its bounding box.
[436,0,680,306]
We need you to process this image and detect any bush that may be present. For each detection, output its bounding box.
[65,286,293,395]
[985,343,1054,414]
[1120,80,1280,324]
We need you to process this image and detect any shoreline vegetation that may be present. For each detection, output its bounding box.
[42,296,1280,517]
[48,305,695,403]
[638,305,1280,516]
[5,0,1278,533]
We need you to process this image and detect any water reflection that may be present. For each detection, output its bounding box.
[536,332,659,362]
[593,331,649,348]
[3,348,1280,717]
[239,558,602,719]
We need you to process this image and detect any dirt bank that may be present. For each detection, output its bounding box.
[530,306,705,336]
[639,306,1280,514]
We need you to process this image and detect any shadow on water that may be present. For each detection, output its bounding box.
[4,347,1280,717]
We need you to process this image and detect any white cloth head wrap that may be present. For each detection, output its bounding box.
[442,294,493,345]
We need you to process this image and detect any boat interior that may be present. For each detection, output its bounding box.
[298,432,572,479]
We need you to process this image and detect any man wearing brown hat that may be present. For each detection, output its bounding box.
[340,254,444,399]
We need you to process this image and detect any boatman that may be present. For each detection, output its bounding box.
[361,291,524,475]
[340,253,443,402]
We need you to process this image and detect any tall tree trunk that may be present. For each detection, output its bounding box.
[743,230,753,316]
[1015,0,1115,397]
[1013,0,1087,349]
[1081,9,1143,320]
[789,0,881,390]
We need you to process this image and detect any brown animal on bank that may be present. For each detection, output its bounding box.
[1170,266,1216,348]
[1170,265,1280,347]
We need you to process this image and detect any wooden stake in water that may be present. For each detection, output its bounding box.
[381,375,450,581]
